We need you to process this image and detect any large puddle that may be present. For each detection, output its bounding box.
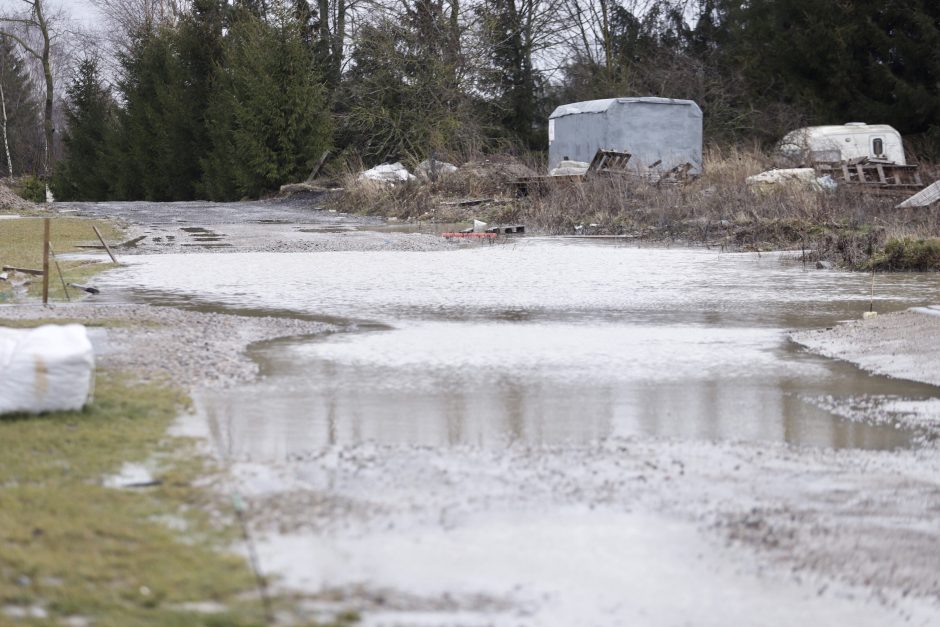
[98,240,940,457]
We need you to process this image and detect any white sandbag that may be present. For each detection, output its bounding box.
[0,324,95,415]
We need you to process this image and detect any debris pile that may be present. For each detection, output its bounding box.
[0,182,39,212]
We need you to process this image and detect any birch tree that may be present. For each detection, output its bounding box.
[0,0,56,178]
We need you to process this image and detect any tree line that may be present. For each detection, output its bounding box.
[1,0,938,201]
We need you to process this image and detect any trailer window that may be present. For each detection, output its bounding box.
[873,137,884,157]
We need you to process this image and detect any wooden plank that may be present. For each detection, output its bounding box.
[117,235,147,248]
[92,225,118,263]
[305,150,330,183]
[3,265,43,276]
[47,242,70,302]
[842,164,852,182]
[856,164,867,184]
[876,165,887,184]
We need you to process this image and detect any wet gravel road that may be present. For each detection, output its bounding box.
[54,198,466,254]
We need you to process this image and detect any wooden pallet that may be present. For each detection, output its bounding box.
[512,149,632,196]
[814,159,924,190]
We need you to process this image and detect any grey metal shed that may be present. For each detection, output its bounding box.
[548,97,703,175]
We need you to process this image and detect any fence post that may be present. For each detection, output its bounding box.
[42,218,50,305]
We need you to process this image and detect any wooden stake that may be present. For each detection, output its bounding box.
[92,225,118,263]
[48,242,70,302]
[305,150,330,182]
[42,217,50,305]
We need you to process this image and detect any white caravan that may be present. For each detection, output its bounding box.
[777,123,906,165]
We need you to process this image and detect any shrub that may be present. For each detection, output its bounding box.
[869,237,940,271]
[17,176,46,203]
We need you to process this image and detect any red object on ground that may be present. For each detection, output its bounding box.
[441,232,498,238]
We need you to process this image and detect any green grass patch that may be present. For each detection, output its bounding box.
[869,237,940,271]
[0,217,123,303]
[0,371,353,626]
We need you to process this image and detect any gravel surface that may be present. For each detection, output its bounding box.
[0,303,334,388]
[203,435,940,625]
[792,308,940,387]
[54,199,470,254]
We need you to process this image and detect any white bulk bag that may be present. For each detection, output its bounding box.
[0,324,95,415]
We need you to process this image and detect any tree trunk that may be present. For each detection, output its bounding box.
[35,0,53,180]
[0,78,13,182]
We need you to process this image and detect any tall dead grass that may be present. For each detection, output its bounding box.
[325,146,940,266]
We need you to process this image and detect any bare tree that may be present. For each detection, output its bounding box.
[0,49,14,181]
[0,0,57,178]
[91,0,189,42]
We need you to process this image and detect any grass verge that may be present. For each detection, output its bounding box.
[0,348,355,626]
[0,217,122,303]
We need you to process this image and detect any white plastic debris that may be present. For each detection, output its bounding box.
[746,168,821,192]
[549,160,590,176]
[358,162,416,184]
[472,219,488,233]
[0,324,95,415]
[816,174,838,191]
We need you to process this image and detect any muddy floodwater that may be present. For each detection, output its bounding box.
[98,239,940,456]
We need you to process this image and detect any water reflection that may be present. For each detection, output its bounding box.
[93,242,940,456]
[196,320,927,459]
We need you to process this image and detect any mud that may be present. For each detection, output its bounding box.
[793,308,940,388]
[195,434,940,626]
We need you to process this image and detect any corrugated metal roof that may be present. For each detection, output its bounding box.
[549,97,699,119]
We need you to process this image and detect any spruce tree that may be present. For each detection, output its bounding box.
[201,9,331,200]
[53,58,113,200]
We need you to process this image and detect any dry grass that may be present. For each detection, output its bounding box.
[326,146,940,268]
[0,217,123,302]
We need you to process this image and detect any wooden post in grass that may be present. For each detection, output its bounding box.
[92,225,117,264]
[42,218,50,304]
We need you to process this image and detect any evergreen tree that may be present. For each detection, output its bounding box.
[110,0,226,201]
[707,0,940,140]
[111,28,192,200]
[201,9,331,200]
[53,58,114,200]
[478,0,540,148]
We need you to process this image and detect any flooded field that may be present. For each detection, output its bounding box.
[97,239,940,456]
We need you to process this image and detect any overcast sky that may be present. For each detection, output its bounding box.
[0,0,103,27]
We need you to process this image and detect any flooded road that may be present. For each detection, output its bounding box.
[97,239,940,455]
